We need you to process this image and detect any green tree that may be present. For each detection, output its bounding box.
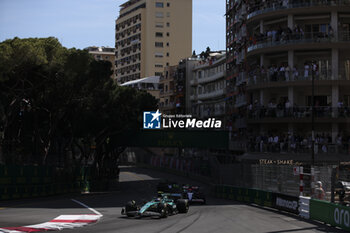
[0,37,157,180]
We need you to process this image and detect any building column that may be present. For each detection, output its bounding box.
[260,89,265,106]
[260,54,265,67]
[288,86,294,105]
[332,85,339,117]
[288,14,294,29]
[332,123,339,144]
[331,10,338,40]
[260,20,264,34]
[332,48,339,80]
[288,123,294,134]
[288,50,294,68]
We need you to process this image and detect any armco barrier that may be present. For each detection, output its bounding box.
[213,185,273,208]
[310,199,350,231]
[214,185,350,231]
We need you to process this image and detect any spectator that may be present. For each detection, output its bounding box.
[314,181,325,200]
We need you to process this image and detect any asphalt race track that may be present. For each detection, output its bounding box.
[0,166,346,233]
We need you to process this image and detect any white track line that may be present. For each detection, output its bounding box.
[71,199,103,216]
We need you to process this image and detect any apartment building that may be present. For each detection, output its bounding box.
[159,58,200,114]
[85,46,116,78]
[226,0,350,154]
[159,65,177,114]
[190,52,226,121]
[115,0,192,84]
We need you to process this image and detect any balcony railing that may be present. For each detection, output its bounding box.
[160,103,175,109]
[247,69,338,87]
[246,140,349,155]
[247,31,350,53]
[198,71,225,84]
[198,89,225,100]
[247,106,350,120]
[159,90,174,97]
[247,0,350,20]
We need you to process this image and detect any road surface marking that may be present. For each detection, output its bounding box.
[0,200,103,232]
[71,199,103,216]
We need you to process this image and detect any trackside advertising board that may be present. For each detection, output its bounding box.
[272,193,299,215]
[310,199,350,231]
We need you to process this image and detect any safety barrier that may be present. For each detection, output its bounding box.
[214,185,350,232]
[310,199,350,231]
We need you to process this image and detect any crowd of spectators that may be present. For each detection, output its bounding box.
[247,99,350,119]
[247,61,332,84]
[246,132,350,154]
[246,0,343,16]
[248,24,334,48]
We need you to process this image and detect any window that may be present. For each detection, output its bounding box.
[155,64,163,68]
[156,12,164,18]
[166,22,170,27]
[166,52,169,57]
[155,53,164,58]
[155,42,164,47]
[166,42,169,47]
[167,2,170,7]
[166,32,170,36]
[156,32,163,37]
[156,2,164,8]
[166,62,169,66]
[155,72,163,76]
[156,22,164,28]
[166,12,170,17]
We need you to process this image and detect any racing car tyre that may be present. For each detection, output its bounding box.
[125,201,137,217]
[176,199,189,213]
[158,203,168,218]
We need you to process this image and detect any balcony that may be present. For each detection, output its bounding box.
[159,90,174,98]
[247,31,350,55]
[247,106,350,123]
[246,136,349,155]
[235,95,247,108]
[236,72,246,86]
[190,94,197,101]
[198,89,225,100]
[201,109,225,118]
[247,0,350,21]
[190,79,198,86]
[198,71,225,84]
[160,103,175,110]
[246,68,350,90]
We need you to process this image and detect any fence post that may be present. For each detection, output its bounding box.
[311,167,315,198]
[299,166,304,196]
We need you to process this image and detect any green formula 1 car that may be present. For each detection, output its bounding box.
[121,194,189,218]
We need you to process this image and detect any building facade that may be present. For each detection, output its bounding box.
[226,0,350,153]
[86,46,116,78]
[159,65,177,114]
[190,52,226,121]
[115,0,192,84]
[159,58,200,114]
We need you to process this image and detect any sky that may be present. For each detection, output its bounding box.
[0,0,226,53]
